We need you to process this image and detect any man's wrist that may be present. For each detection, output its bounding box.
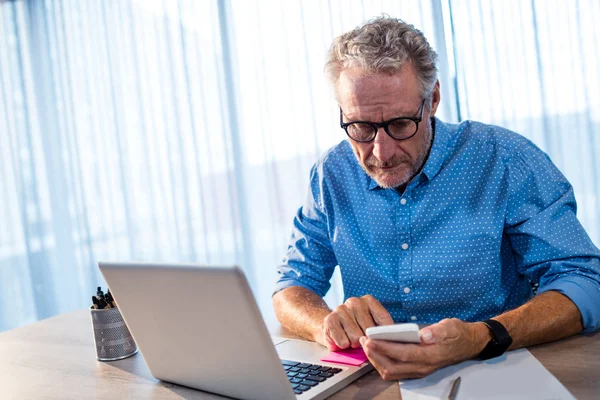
[309,311,332,345]
[310,321,325,344]
[468,322,494,359]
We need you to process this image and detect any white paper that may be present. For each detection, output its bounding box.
[399,349,575,400]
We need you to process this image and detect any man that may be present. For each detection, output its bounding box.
[273,16,600,380]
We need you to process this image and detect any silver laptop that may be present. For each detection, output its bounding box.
[98,262,373,400]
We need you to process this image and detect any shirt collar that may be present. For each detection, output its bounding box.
[421,117,453,182]
[366,117,452,191]
[367,174,380,190]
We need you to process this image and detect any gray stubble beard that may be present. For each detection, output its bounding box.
[354,117,433,189]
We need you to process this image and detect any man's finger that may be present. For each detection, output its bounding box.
[354,310,377,335]
[344,298,377,335]
[362,338,431,380]
[361,338,397,380]
[363,295,394,325]
[367,339,428,363]
[339,312,367,348]
[324,313,351,350]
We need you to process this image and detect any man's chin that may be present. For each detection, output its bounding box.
[371,171,411,189]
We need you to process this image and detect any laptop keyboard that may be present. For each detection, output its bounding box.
[281,360,343,395]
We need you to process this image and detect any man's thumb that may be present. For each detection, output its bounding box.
[420,328,434,344]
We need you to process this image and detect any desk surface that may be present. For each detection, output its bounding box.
[0,310,598,399]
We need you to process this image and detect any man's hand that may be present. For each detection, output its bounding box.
[315,295,394,351]
[359,318,491,380]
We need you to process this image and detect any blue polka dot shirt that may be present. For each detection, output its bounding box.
[275,117,600,333]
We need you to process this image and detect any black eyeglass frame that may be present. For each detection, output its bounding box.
[340,99,426,143]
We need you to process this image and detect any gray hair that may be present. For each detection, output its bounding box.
[325,15,438,99]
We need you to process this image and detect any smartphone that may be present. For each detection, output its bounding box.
[365,323,421,343]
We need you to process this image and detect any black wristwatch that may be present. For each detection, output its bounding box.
[478,319,512,360]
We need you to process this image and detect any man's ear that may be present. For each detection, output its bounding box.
[429,80,441,117]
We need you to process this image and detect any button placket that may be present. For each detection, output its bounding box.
[397,192,413,316]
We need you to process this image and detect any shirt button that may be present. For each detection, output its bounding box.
[410,316,417,321]
[401,243,409,250]
[400,198,407,205]
[403,287,411,294]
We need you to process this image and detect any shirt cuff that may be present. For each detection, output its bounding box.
[538,276,600,334]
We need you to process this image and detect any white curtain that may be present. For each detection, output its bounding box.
[1,0,598,332]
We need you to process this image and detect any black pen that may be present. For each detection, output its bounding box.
[92,296,99,309]
[105,289,117,308]
[447,376,461,400]
[96,295,108,309]
[97,287,112,309]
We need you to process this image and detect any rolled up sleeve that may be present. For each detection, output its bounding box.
[505,144,600,333]
[274,164,337,297]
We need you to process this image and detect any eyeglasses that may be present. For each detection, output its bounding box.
[340,99,426,143]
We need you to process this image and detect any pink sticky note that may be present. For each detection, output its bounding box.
[320,347,369,366]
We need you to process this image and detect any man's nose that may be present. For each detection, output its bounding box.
[372,127,395,163]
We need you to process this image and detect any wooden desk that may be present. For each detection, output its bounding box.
[0,310,598,399]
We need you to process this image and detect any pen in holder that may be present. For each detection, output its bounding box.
[90,307,138,361]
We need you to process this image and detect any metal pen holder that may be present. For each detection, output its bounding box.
[90,307,138,361]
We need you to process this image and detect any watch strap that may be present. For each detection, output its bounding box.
[478,319,512,360]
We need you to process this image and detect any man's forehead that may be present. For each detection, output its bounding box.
[338,65,418,92]
[336,65,421,112]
